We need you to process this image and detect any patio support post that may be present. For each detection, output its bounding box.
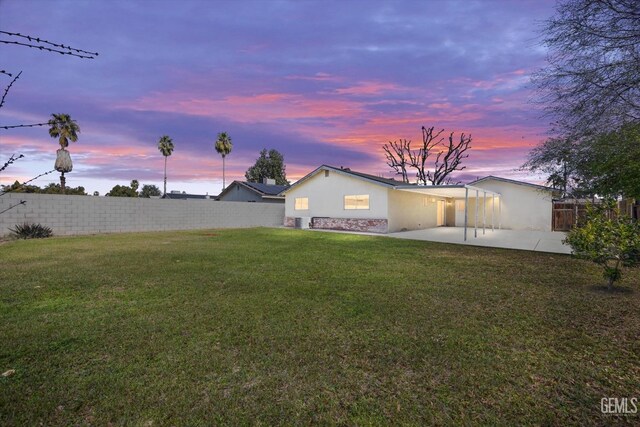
[474,189,478,238]
[499,196,502,229]
[483,191,486,235]
[492,195,495,231]
[464,188,469,241]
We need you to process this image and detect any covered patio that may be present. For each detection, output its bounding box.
[396,184,502,241]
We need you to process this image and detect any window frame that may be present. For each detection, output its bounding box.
[294,197,309,210]
[344,194,370,210]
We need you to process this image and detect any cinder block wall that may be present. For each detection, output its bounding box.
[0,193,285,236]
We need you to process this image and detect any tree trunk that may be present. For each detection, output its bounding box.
[163,156,167,196]
[222,155,226,190]
[60,172,66,194]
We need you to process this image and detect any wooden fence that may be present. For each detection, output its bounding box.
[552,199,638,231]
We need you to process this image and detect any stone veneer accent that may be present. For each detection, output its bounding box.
[311,217,388,233]
[284,216,296,227]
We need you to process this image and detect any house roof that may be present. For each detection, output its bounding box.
[469,175,554,191]
[242,181,289,196]
[283,165,551,197]
[281,165,401,194]
[218,180,289,199]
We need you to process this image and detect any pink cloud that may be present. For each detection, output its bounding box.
[334,81,405,96]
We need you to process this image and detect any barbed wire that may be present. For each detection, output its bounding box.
[0,39,97,59]
[0,30,98,59]
[0,70,14,77]
[0,200,26,215]
[0,169,56,197]
[0,154,24,173]
[0,122,51,130]
[0,70,21,109]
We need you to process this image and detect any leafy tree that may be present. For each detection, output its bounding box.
[41,183,86,195]
[140,184,161,198]
[215,132,233,190]
[524,123,640,199]
[1,181,86,195]
[157,135,174,196]
[522,137,584,197]
[532,0,640,140]
[580,123,640,199]
[48,113,80,193]
[245,149,289,185]
[106,180,139,197]
[564,201,640,290]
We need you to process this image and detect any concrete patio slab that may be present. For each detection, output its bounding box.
[387,227,571,254]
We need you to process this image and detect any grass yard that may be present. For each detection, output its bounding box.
[1,227,639,425]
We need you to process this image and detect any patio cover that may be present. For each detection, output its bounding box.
[395,184,501,241]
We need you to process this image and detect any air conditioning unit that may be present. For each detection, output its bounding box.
[294,217,311,229]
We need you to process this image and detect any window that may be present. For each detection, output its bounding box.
[324,170,330,177]
[294,197,308,210]
[344,194,369,210]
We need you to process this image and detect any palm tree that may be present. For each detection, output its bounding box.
[48,113,80,193]
[157,135,174,196]
[215,132,233,189]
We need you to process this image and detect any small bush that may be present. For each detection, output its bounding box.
[564,200,640,290]
[10,223,53,239]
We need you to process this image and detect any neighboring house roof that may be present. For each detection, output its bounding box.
[218,181,289,200]
[469,175,554,191]
[242,181,289,196]
[162,193,213,200]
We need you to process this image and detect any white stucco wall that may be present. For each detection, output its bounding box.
[388,190,444,232]
[284,169,389,219]
[455,179,553,231]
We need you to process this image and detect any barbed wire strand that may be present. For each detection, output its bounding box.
[0,169,56,197]
[0,122,51,130]
[0,30,99,56]
[0,70,14,77]
[0,153,25,173]
[0,70,22,109]
[0,200,26,215]
[0,39,96,59]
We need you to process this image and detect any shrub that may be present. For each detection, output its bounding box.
[564,200,640,290]
[10,223,53,239]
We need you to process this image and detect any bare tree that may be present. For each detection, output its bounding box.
[382,139,411,183]
[427,130,472,185]
[532,0,640,139]
[382,126,472,185]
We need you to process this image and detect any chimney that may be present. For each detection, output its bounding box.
[263,178,276,185]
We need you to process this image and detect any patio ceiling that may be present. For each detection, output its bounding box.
[394,185,500,198]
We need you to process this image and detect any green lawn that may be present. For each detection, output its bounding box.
[1,228,639,425]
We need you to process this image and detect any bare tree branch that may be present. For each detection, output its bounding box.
[382,139,411,183]
[427,132,472,185]
[532,0,640,139]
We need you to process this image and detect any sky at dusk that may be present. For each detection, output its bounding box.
[0,0,557,195]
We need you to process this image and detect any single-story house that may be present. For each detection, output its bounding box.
[281,165,556,236]
[217,178,288,203]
